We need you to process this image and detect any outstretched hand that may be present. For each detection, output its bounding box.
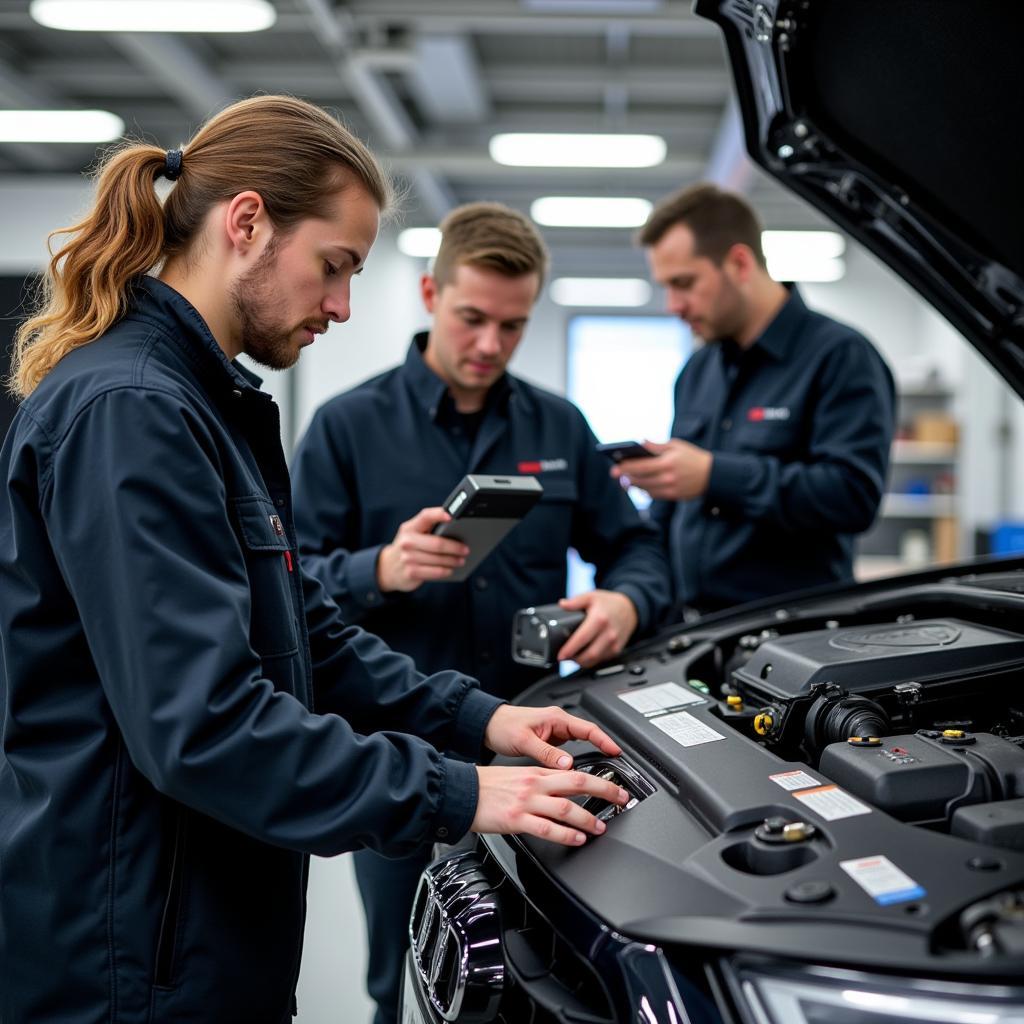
[483,703,621,769]
[472,764,629,847]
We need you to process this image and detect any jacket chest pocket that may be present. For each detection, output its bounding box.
[231,495,299,659]
[732,422,801,456]
[512,477,578,568]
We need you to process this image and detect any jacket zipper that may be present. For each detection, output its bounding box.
[154,810,186,987]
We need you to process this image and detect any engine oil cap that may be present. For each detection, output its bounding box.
[847,735,882,747]
[940,729,976,745]
[785,880,835,904]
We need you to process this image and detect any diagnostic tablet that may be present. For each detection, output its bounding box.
[432,474,543,581]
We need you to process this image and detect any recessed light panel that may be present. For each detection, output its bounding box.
[30,0,277,33]
[531,196,652,228]
[490,133,666,168]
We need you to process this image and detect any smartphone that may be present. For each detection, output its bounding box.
[595,440,655,463]
[432,474,543,581]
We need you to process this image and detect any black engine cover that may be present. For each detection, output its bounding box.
[733,619,1024,701]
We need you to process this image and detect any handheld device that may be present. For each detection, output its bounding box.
[595,440,656,463]
[512,604,586,667]
[432,474,542,581]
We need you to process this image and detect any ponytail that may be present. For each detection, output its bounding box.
[10,95,392,398]
[11,144,168,397]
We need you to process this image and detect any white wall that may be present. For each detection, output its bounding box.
[0,175,94,273]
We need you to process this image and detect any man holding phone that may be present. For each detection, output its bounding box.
[618,182,895,615]
[291,201,670,1024]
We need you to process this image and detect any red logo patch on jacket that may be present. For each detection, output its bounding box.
[517,458,568,473]
[747,407,791,422]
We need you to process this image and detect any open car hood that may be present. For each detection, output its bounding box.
[694,0,1024,397]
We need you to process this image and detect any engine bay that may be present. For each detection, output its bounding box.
[494,568,1024,973]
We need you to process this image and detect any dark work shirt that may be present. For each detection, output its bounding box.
[292,334,671,699]
[651,287,895,610]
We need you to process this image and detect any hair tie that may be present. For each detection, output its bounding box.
[163,149,183,181]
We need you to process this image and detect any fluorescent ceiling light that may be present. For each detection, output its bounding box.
[762,230,846,282]
[762,230,845,261]
[550,278,652,307]
[397,227,441,258]
[490,133,666,168]
[766,256,846,283]
[531,196,652,228]
[30,0,277,32]
[0,109,124,143]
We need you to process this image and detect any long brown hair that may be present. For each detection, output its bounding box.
[11,94,393,398]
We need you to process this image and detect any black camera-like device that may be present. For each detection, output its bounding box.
[511,604,586,668]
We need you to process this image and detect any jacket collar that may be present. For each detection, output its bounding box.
[751,284,807,362]
[131,276,265,396]
[400,331,516,422]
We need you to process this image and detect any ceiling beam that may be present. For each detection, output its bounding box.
[108,34,234,123]
[297,0,455,222]
[485,65,729,105]
[384,148,704,182]
[407,35,489,125]
[334,1,717,37]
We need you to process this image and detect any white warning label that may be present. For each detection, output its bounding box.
[768,769,820,792]
[792,784,871,821]
[618,681,704,716]
[650,711,725,748]
[840,855,926,905]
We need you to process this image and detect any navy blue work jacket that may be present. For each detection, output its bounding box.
[292,335,671,698]
[0,278,501,1024]
[653,288,895,610]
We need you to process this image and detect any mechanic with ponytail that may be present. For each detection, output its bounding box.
[0,95,626,1023]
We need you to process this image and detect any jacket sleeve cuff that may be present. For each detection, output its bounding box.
[347,545,387,612]
[432,757,479,844]
[705,451,755,507]
[612,583,650,635]
[450,686,505,760]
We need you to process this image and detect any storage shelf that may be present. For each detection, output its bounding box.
[881,493,957,517]
[890,440,957,463]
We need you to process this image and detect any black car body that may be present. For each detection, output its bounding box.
[401,3,1024,1022]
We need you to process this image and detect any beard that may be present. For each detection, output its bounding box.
[699,273,749,344]
[230,236,324,371]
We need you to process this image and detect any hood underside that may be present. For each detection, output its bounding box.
[694,0,1024,396]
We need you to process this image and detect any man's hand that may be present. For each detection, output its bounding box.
[554,590,638,668]
[612,438,713,501]
[471,765,629,846]
[483,703,621,768]
[376,507,469,592]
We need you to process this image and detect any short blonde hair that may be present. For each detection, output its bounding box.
[432,202,549,290]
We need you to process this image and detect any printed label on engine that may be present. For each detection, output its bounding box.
[618,681,705,716]
[793,784,871,821]
[768,769,821,791]
[840,855,926,905]
[650,711,725,747]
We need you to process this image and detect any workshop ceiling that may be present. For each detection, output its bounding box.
[0,0,830,279]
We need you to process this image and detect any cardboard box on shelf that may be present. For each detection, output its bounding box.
[913,412,959,445]
[932,516,959,563]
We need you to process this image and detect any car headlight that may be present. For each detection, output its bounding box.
[726,959,1024,1024]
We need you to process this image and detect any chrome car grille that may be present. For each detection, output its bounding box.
[409,852,504,1022]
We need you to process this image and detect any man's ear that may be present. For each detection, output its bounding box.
[724,242,757,284]
[224,191,268,256]
[420,272,440,313]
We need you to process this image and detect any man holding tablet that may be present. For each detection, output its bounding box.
[291,201,670,1024]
